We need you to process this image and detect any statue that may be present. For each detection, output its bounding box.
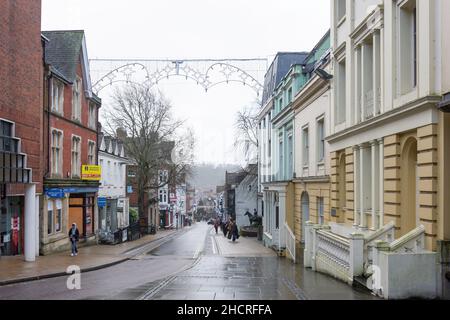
[244,210,262,226]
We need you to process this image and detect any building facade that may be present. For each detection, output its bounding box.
[41,30,101,255]
[292,31,332,254]
[301,0,450,299]
[258,52,309,251]
[0,0,43,261]
[98,133,130,243]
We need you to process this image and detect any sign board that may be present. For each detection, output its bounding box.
[122,229,127,242]
[46,189,65,199]
[127,186,133,194]
[98,197,107,208]
[81,165,101,181]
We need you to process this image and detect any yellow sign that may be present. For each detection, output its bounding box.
[81,165,101,181]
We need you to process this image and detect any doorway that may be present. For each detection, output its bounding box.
[400,137,418,236]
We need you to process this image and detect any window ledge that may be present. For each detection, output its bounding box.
[337,15,346,28]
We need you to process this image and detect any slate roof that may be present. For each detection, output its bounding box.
[42,30,85,83]
[262,52,309,105]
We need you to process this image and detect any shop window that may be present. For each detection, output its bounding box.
[47,199,63,235]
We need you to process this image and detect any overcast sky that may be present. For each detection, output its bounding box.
[41,0,330,165]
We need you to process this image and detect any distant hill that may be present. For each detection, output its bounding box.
[187,163,240,192]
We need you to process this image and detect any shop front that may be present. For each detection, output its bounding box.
[41,185,99,254]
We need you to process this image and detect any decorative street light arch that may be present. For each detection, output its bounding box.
[89,58,268,97]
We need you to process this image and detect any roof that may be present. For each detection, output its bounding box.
[42,30,85,83]
[262,52,309,105]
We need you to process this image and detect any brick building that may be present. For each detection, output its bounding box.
[0,0,43,261]
[40,30,101,254]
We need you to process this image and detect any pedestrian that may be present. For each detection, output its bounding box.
[68,223,80,256]
[214,217,220,234]
[232,220,240,242]
[222,218,228,237]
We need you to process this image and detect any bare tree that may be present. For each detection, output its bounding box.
[103,83,195,219]
[234,100,260,166]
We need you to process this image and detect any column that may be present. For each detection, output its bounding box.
[278,191,286,248]
[354,46,362,125]
[35,194,40,256]
[371,141,378,230]
[361,44,367,122]
[378,139,384,228]
[359,145,367,230]
[373,30,381,116]
[24,184,36,262]
[353,146,360,228]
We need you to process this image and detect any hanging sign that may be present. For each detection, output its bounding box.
[81,165,101,181]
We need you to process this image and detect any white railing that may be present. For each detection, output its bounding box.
[284,222,296,263]
[387,225,425,253]
[304,222,365,284]
[316,228,351,282]
[364,221,396,269]
[370,225,437,299]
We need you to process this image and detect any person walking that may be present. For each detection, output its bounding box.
[214,217,220,234]
[68,223,80,256]
[227,218,239,242]
[222,218,228,237]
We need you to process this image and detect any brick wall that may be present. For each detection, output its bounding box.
[45,57,98,178]
[0,0,43,193]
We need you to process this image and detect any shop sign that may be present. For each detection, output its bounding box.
[81,165,101,181]
[45,188,65,199]
[98,197,107,208]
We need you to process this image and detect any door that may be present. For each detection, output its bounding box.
[301,192,310,243]
[69,198,84,236]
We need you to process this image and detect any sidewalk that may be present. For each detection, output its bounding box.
[0,228,182,286]
[212,231,275,257]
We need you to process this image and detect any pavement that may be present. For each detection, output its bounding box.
[0,227,182,286]
[0,223,378,300]
[143,226,378,300]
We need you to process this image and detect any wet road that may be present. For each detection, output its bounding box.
[0,222,377,300]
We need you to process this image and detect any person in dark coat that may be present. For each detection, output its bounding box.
[68,223,80,256]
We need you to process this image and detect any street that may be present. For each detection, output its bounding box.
[0,222,377,300]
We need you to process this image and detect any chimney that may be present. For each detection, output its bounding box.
[117,127,127,141]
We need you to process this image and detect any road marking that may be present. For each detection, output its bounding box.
[211,237,217,255]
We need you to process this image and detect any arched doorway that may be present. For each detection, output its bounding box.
[338,153,346,223]
[400,137,418,236]
[301,192,310,242]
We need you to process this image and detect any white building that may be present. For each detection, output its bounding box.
[98,134,130,242]
[302,0,450,299]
